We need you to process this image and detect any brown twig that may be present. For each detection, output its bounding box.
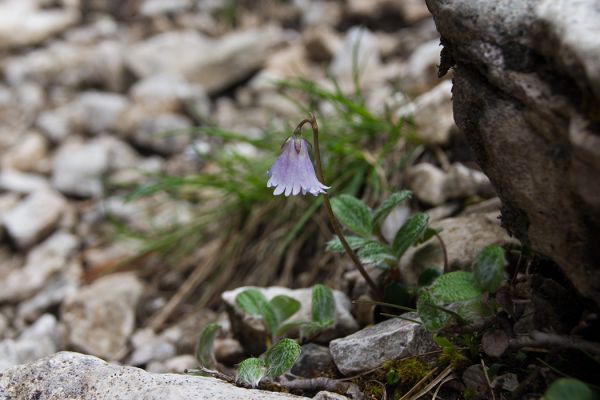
[294,113,379,296]
[188,368,365,399]
[509,331,600,357]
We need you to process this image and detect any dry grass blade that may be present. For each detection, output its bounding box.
[481,358,496,400]
[146,238,224,330]
[399,365,453,400]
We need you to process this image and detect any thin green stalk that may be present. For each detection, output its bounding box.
[293,114,379,296]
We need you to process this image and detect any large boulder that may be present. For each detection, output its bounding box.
[426,0,600,304]
[0,352,309,400]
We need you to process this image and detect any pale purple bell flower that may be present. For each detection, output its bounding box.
[267,135,329,196]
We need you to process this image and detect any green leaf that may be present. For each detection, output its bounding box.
[472,244,507,293]
[275,320,310,337]
[237,358,266,388]
[418,268,441,287]
[392,213,430,258]
[235,289,278,336]
[269,295,300,325]
[264,338,301,378]
[545,378,594,400]
[417,291,450,331]
[195,323,221,368]
[372,190,412,225]
[299,321,324,341]
[311,284,336,328]
[415,227,441,245]
[433,335,455,352]
[330,194,373,237]
[429,271,482,303]
[453,298,489,322]
[357,241,396,264]
[326,236,369,252]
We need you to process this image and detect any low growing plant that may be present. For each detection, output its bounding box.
[194,284,337,386]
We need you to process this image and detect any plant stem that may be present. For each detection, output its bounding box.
[294,114,379,296]
[435,232,449,273]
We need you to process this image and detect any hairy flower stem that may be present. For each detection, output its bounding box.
[294,114,379,296]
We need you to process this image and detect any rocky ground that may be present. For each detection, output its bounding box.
[0,0,598,399]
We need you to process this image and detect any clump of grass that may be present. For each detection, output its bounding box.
[106,74,416,317]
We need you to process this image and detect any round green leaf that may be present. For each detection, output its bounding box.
[545,378,595,400]
[429,271,482,303]
[472,244,507,293]
[237,358,266,388]
[264,338,301,378]
[330,194,373,237]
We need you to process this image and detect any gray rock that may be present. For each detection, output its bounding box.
[407,162,493,206]
[0,351,309,400]
[400,213,518,285]
[16,260,81,323]
[131,113,193,155]
[222,286,359,354]
[1,132,49,172]
[0,170,50,194]
[303,25,342,63]
[426,0,600,304]
[330,27,381,91]
[291,344,338,378]
[36,105,76,143]
[140,0,192,16]
[51,138,112,197]
[128,328,176,366]
[0,230,78,302]
[0,0,79,49]
[146,355,198,374]
[2,189,66,248]
[329,314,434,375]
[4,40,124,91]
[400,39,442,93]
[73,91,128,135]
[406,163,447,206]
[126,28,283,94]
[396,81,455,145]
[61,273,144,360]
[0,314,62,372]
[129,73,210,116]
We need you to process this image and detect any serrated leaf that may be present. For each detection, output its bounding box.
[326,236,369,252]
[311,284,335,327]
[237,358,266,388]
[417,291,450,331]
[472,244,507,293]
[330,194,373,237]
[429,271,482,303]
[545,378,594,400]
[264,338,301,378]
[195,323,221,368]
[372,190,412,225]
[357,241,396,264]
[392,213,430,258]
[235,289,278,337]
[269,295,300,326]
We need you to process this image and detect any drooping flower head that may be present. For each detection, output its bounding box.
[267,135,329,196]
